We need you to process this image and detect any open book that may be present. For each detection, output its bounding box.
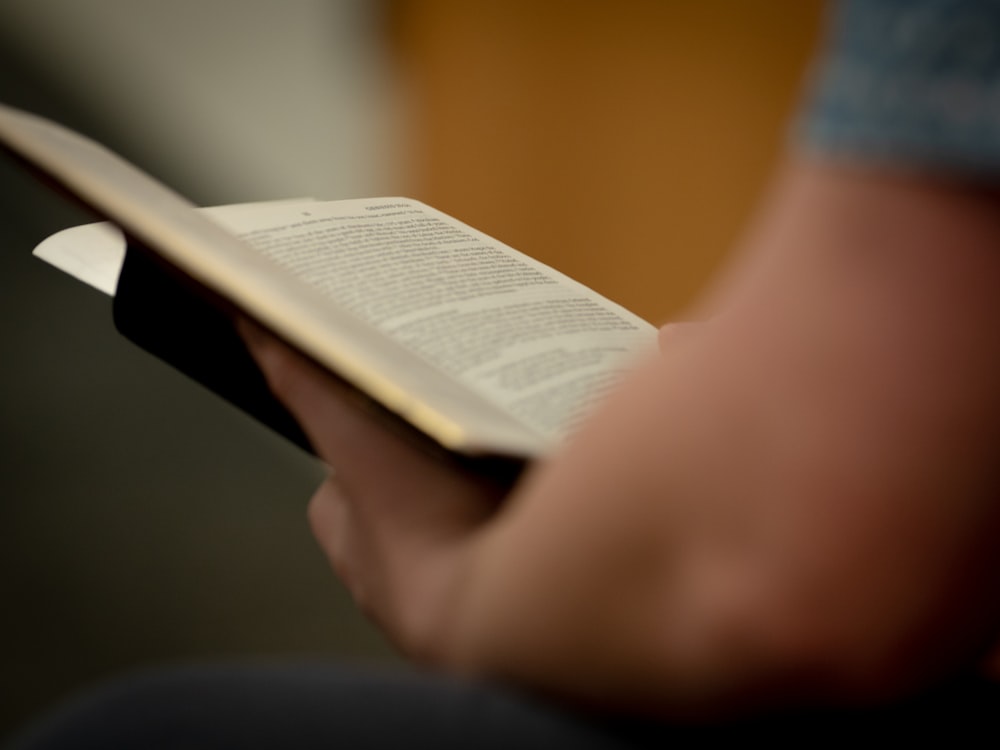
[0,104,655,466]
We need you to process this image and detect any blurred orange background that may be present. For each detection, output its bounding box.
[391,0,824,323]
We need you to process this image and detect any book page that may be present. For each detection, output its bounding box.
[32,200,319,296]
[34,196,654,447]
[32,221,126,296]
[227,198,656,442]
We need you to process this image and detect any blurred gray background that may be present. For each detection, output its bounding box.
[0,0,404,739]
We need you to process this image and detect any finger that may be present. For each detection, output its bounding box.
[236,317,380,461]
[308,476,372,611]
[308,475,350,571]
[308,475,347,569]
[658,322,685,353]
[236,317,327,411]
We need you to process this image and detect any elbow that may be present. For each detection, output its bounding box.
[633,554,974,718]
[687,572,990,716]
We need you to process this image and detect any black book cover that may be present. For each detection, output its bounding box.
[112,242,315,453]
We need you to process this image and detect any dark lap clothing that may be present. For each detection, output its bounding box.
[4,664,667,750]
[5,663,1000,749]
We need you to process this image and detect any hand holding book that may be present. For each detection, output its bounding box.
[0,103,655,463]
[238,317,506,651]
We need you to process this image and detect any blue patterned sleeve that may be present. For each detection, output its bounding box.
[798,0,1000,175]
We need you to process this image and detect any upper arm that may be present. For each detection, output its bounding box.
[446,161,1000,716]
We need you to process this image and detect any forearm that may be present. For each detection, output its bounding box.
[431,158,1000,716]
[243,158,1000,721]
[444,352,796,718]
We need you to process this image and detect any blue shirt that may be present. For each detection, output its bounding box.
[799,0,1000,175]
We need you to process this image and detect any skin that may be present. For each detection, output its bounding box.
[238,157,1000,719]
